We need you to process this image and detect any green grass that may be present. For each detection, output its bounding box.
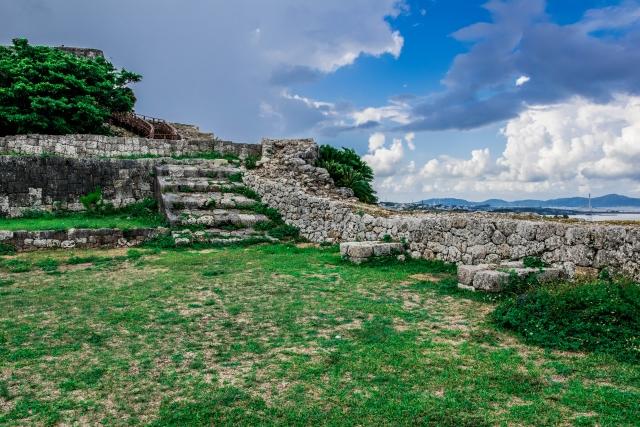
[0,244,638,425]
[493,279,640,362]
[0,211,165,231]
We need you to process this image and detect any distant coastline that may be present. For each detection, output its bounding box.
[380,193,640,221]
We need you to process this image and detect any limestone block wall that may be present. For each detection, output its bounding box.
[0,134,261,159]
[0,228,167,251]
[244,139,640,281]
[0,156,158,217]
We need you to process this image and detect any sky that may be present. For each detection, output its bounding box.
[2,0,640,202]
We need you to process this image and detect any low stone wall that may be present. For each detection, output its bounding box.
[245,139,640,281]
[0,156,158,217]
[0,228,167,252]
[0,134,261,159]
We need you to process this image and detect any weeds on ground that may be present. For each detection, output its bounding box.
[228,172,243,183]
[492,279,640,362]
[244,154,259,170]
[0,244,638,425]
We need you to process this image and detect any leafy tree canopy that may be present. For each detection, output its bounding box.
[317,145,377,204]
[0,38,141,136]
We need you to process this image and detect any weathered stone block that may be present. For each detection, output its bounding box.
[340,241,404,263]
[458,264,490,286]
[473,270,510,292]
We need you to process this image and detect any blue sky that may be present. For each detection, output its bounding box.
[2,0,640,201]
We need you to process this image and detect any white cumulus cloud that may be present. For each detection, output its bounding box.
[373,95,640,201]
[515,75,530,87]
[420,149,492,179]
[404,132,416,150]
[363,133,406,177]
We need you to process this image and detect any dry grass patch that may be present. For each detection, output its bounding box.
[0,244,637,426]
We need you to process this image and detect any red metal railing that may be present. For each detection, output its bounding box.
[110,112,181,140]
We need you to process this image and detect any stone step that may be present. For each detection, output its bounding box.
[157,177,244,193]
[167,209,268,227]
[458,263,566,293]
[162,193,256,210]
[340,241,406,264]
[171,227,277,245]
[155,164,242,179]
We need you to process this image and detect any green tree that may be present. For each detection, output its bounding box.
[0,38,141,136]
[317,145,377,204]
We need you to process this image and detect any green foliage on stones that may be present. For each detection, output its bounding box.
[317,145,377,204]
[523,256,547,268]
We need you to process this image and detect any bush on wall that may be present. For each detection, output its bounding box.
[0,38,141,136]
[317,145,377,204]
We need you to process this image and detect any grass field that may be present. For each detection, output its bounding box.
[0,244,638,425]
[0,212,165,232]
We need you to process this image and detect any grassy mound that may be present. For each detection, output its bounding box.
[492,280,640,362]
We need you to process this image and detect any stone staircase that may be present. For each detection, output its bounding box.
[154,159,273,244]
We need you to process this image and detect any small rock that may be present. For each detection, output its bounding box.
[457,283,476,292]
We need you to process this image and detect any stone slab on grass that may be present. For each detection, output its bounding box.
[473,270,510,292]
[340,241,404,264]
[458,264,492,286]
[458,260,567,293]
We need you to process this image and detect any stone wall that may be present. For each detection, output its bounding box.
[0,228,167,251]
[0,156,158,217]
[0,134,261,159]
[57,46,105,59]
[245,139,640,281]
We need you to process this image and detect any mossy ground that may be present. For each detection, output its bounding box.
[0,244,638,425]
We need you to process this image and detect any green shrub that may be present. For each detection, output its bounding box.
[126,249,143,261]
[228,172,243,183]
[253,221,274,232]
[246,202,283,223]
[119,198,158,219]
[500,270,541,296]
[0,243,16,255]
[1,259,31,273]
[80,187,114,215]
[244,154,259,170]
[0,39,140,136]
[317,145,377,204]
[36,258,59,273]
[267,224,300,240]
[523,256,546,268]
[492,280,640,362]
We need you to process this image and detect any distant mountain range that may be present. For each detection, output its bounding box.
[417,194,640,210]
